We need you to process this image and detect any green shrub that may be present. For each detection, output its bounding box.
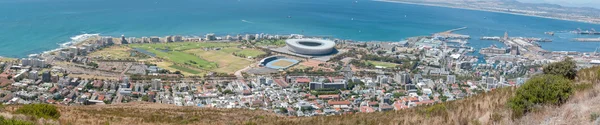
[15,104,61,119]
[591,112,599,122]
[543,58,577,79]
[0,116,34,125]
[508,75,573,118]
[420,104,447,117]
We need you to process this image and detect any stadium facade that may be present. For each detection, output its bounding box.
[286,39,336,55]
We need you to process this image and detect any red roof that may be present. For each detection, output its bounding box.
[0,73,9,79]
[274,79,289,88]
[416,100,436,105]
[360,106,375,113]
[318,94,340,99]
[296,77,311,83]
[368,101,378,106]
[328,100,351,105]
[98,95,105,101]
[393,101,408,110]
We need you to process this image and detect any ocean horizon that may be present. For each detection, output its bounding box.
[1,0,600,58]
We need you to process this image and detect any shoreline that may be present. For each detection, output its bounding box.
[372,0,600,25]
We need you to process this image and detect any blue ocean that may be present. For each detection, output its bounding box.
[1,0,599,57]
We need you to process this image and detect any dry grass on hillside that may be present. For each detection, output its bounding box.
[55,102,279,125]
[246,88,516,125]
[1,102,279,125]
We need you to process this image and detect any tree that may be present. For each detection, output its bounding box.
[508,74,573,118]
[543,58,577,79]
[393,92,405,98]
[323,79,332,83]
[278,107,288,113]
[222,89,234,95]
[85,83,94,90]
[141,95,149,102]
[440,96,448,102]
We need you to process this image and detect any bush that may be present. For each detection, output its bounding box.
[591,112,599,122]
[0,116,34,125]
[508,75,573,118]
[15,104,61,120]
[543,58,577,79]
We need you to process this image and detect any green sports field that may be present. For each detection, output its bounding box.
[129,42,262,75]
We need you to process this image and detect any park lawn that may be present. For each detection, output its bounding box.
[221,47,266,58]
[237,49,266,57]
[129,42,240,51]
[185,49,253,74]
[131,45,217,70]
[255,39,286,47]
[169,65,203,74]
[155,61,205,76]
[367,61,399,68]
[155,49,217,69]
[88,46,132,60]
[127,42,255,74]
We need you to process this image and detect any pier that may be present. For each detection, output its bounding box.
[573,28,600,35]
[434,27,471,39]
[574,38,600,42]
[481,36,501,41]
[442,27,468,33]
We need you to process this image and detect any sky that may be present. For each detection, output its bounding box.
[517,0,600,9]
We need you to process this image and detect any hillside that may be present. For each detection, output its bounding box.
[2,69,600,125]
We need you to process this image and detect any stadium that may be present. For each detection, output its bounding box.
[259,56,300,70]
[286,39,336,55]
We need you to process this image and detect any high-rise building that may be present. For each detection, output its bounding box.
[121,35,128,44]
[151,79,162,91]
[394,71,410,84]
[141,37,149,43]
[69,47,79,56]
[127,37,136,44]
[309,81,347,90]
[174,36,183,42]
[413,74,421,84]
[377,75,389,84]
[101,37,114,46]
[42,71,51,82]
[150,37,160,43]
[486,77,497,90]
[205,33,216,41]
[236,35,243,41]
[166,36,174,42]
[446,75,456,84]
[510,45,520,55]
[29,70,38,80]
[21,58,46,68]
[341,65,353,80]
